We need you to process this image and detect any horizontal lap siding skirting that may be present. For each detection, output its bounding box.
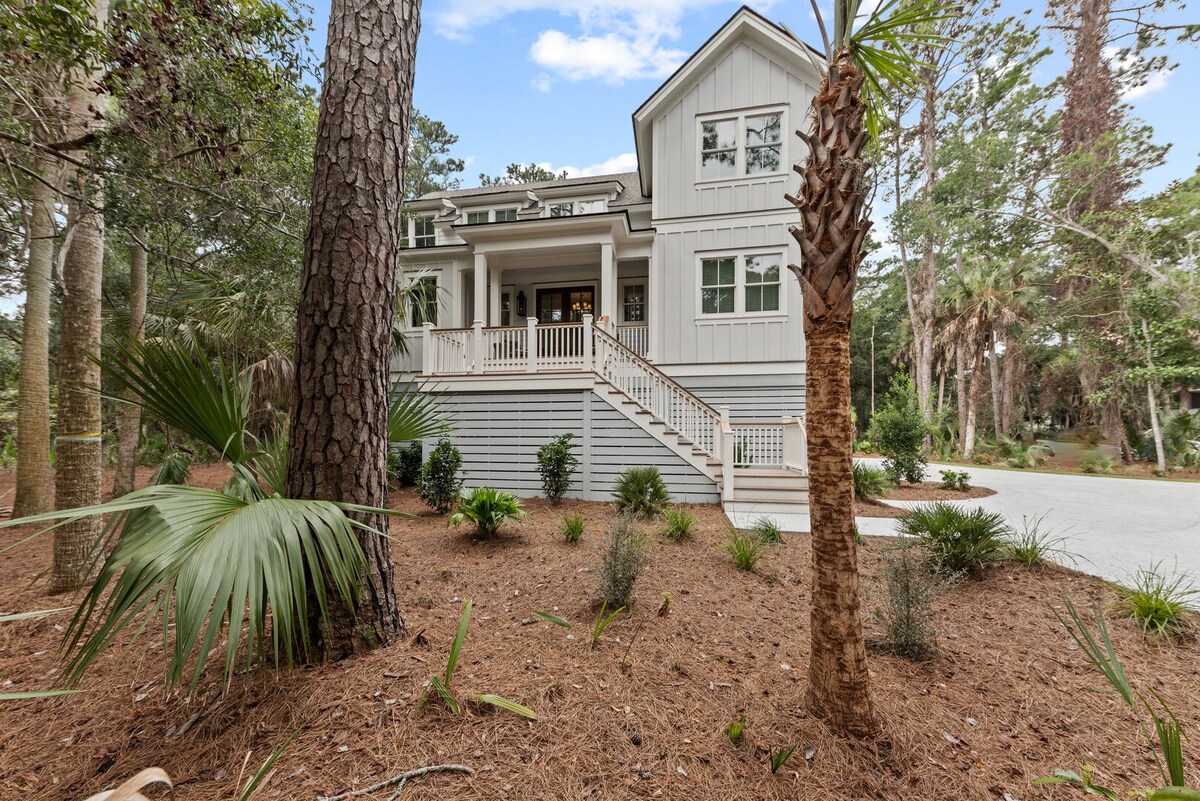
[409,387,720,503]
[672,373,805,422]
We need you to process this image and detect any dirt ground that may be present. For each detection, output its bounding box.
[0,467,1197,801]
[854,482,997,518]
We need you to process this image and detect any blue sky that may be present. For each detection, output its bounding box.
[302,0,1200,194]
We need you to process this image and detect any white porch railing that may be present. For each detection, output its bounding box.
[421,316,805,481]
[616,324,649,357]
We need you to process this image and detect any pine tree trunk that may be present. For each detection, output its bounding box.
[787,48,877,737]
[286,0,420,660]
[13,158,57,518]
[913,66,939,424]
[112,232,147,498]
[50,0,109,593]
[962,347,983,460]
[988,333,1003,437]
[1000,338,1020,436]
[955,340,968,451]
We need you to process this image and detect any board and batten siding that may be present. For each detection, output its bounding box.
[652,41,814,221]
[673,372,805,422]
[416,388,719,502]
[652,218,803,366]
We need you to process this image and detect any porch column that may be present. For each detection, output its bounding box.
[473,251,488,325]
[600,242,615,330]
[646,250,655,361]
[488,265,501,326]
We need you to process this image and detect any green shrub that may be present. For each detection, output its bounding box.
[560,512,585,544]
[1081,454,1117,474]
[938,469,971,492]
[852,462,892,501]
[537,433,579,503]
[389,441,424,487]
[597,515,647,608]
[1113,565,1198,637]
[1003,440,1050,469]
[897,502,1010,577]
[726,531,763,571]
[875,543,939,660]
[419,438,464,513]
[448,486,528,538]
[1007,514,1075,568]
[868,373,928,483]
[660,506,696,541]
[751,516,783,545]
[612,466,670,517]
[150,451,193,486]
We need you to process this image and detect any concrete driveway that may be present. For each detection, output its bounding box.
[855,459,1200,585]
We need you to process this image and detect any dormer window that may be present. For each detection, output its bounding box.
[495,208,518,222]
[466,211,489,225]
[577,199,606,214]
[698,108,785,181]
[412,216,435,248]
[549,202,574,217]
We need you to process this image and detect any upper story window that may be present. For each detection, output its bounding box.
[577,199,606,214]
[698,252,783,317]
[412,216,435,248]
[466,210,489,225]
[549,202,574,217]
[495,208,518,222]
[406,276,438,326]
[698,108,785,181]
[622,283,646,323]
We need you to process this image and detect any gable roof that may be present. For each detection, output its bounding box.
[410,171,646,210]
[631,5,824,197]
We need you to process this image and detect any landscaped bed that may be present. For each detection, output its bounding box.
[0,469,1196,801]
[855,483,997,518]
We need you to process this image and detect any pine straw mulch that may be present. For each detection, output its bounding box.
[1,470,1197,801]
[855,482,997,518]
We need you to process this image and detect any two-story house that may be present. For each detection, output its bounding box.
[395,6,819,513]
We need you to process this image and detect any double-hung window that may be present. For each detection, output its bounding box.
[466,210,489,225]
[494,208,518,222]
[548,202,574,217]
[407,276,438,326]
[622,283,646,323]
[698,108,784,180]
[576,199,606,214]
[412,216,435,248]
[699,252,783,317]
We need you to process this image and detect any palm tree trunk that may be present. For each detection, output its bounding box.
[1000,338,1019,436]
[962,346,983,460]
[50,0,109,593]
[988,332,1002,437]
[286,0,420,660]
[13,158,58,518]
[787,48,876,737]
[936,367,946,417]
[112,232,148,498]
[954,340,967,452]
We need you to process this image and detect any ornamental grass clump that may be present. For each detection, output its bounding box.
[660,506,697,541]
[1113,564,1198,638]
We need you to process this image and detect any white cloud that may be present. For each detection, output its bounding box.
[555,152,639,177]
[433,0,781,85]
[531,74,553,93]
[1104,46,1172,101]
[1122,69,1170,100]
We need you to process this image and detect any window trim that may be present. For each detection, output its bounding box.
[617,277,649,324]
[695,105,787,185]
[402,272,440,330]
[694,248,787,322]
[465,209,490,225]
[410,215,436,248]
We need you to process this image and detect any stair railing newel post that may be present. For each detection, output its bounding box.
[422,322,433,375]
[797,415,808,474]
[472,319,484,374]
[582,314,594,372]
[719,405,735,501]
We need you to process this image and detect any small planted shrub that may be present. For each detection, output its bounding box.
[726,716,747,744]
[1113,564,1198,637]
[448,486,528,538]
[1007,514,1074,568]
[560,512,585,544]
[752,517,783,545]
[726,531,763,572]
[419,438,464,513]
[875,543,938,660]
[852,462,892,502]
[537,433,579,503]
[389,441,424,487]
[1005,442,1050,469]
[612,466,670,517]
[660,506,697,541]
[1081,453,1117,474]
[590,600,625,648]
[897,502,1010,578]
[597,515,647,608]
[868,373,928,483]
[938,469,971,492]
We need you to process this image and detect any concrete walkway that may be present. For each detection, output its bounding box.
[854,459,1200,584]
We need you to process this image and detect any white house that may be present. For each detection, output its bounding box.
[395,6,820,512]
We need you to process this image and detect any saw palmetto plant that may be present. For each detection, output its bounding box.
[0,339,448,692]
[787,0,955,736]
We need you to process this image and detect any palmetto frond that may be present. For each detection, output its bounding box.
[390,382,451,443]
[0,485,389,691]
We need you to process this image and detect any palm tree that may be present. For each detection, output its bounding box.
[787,0,951,736]
[0,340,446,691]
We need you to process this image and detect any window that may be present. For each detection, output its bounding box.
[495,208,518,222]
[698,109,784,180]
[700,119,738,180]
[549,202,574,217]
[500,290,512,326]
[700,257,736,315]
[744,254,781,312]
[406,276,438,326]
[622,283,645,323]
[466,211,489,225]
[412,216,435,248]
[577,199,606,214]
[698,252,784,317]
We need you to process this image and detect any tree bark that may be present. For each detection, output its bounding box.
[988,332,1003,438]
[1000,338,1020,436]
[50,0,109,594]
[955,339,967,451]
[962,346,983,460]
[13,158,58,518]
[912,66,939,425]
[112,232,147,498]
[286,0,420,660]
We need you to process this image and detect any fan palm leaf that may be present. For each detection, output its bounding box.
[389,382,450,443]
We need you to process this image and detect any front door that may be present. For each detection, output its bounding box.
[537,285,594,323]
